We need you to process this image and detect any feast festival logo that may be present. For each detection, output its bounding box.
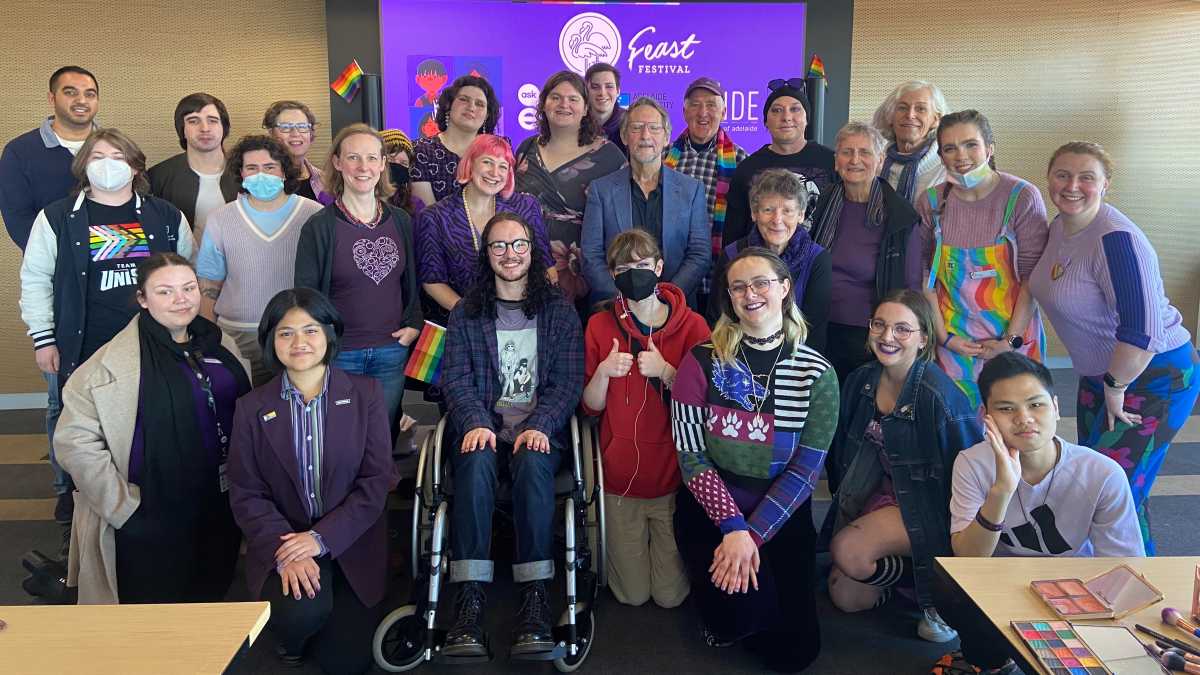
[558,13,622,75]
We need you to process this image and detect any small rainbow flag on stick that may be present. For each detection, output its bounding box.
[404,321,446,384]
[807,54,826,79]
[331,59,364,102]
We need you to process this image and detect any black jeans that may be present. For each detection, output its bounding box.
[265,556,381,675]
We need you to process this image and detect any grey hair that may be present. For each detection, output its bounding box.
[834,121,887,158]
[872,80,949,143]
[620,95,672,139]
[749,167,809,211]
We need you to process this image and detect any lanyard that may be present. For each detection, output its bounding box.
[182,349,230,460]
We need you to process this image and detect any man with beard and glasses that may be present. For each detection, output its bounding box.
[439,212,583,658]
[582,97,709,310]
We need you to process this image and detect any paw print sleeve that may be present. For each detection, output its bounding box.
[672,350,746,533]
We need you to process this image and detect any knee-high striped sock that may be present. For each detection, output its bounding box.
[853,555,910,588]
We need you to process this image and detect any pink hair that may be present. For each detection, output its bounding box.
[455,134,515,199]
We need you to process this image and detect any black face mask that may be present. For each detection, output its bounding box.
[614,268,658,301]
[389,163,410,187]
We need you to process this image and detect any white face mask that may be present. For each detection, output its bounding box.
[86,157,134,192]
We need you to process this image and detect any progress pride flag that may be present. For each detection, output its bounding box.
[380,1,806,150]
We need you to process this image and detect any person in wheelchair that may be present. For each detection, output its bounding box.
[441,211,585,657]
[581,229,709,607]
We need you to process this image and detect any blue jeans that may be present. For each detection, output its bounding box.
[44,371,71,501]
[449,442,561,584]
[331,342,409,436]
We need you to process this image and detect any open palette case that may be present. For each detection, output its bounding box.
[1030,564,1163,620]
[1011,621,1168,675]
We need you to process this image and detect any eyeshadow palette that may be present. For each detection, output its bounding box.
[1030,565,1163,620]
[1011,620,1111,674]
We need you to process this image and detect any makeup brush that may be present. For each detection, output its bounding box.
[1150,643,1200,665]
[1166,648,1200,666]
[1160,651,1200,673]
[1165,608,1200,638]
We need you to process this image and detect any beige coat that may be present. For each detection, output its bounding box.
[55,316,246,604]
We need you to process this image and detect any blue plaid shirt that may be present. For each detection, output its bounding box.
[443,294,584,446]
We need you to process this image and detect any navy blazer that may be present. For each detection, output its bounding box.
[227,367,398,607]
[580,165,710,306]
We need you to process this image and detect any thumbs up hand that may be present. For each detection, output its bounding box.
[638,337,669,379]
[598,337,634,378]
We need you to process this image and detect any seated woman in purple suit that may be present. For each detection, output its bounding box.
[228,288,398,674]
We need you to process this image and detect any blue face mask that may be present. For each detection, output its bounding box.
[242,172,285,200]
[947,159,993,189]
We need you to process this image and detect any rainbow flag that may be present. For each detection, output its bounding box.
[404,321,446,384]
[331,60,364,102]
[807,54,826,79]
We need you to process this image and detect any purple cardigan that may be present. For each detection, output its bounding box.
[227,367,398,607]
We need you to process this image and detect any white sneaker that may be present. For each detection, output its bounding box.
[918,607,959,643]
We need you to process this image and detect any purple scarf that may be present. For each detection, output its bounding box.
[727,227,824,305]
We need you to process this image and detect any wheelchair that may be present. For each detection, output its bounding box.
[373,415,607,672]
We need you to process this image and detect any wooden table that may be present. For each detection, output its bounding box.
[936,556,1199,674]
[0,601,270,674]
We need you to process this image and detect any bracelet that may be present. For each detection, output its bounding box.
[942,333,955,349]
[975,509,1004,532]
[1102,372,1128,390]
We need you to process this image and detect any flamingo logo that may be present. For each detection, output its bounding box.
[558,12,622,75]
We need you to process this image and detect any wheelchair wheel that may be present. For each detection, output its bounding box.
[373,604,427,672]
[552,605,595,672]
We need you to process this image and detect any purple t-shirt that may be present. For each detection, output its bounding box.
[329,214,407,350]
[829,201,881,327]
[129,358,239,486]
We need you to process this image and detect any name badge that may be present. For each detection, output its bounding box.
[261,411,277,422]
[218,462,229,493]
[335,398,352,406]
[969,268,998,280]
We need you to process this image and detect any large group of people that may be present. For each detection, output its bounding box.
[1,63,1195,675]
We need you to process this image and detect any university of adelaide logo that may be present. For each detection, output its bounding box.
[558,12,622,75]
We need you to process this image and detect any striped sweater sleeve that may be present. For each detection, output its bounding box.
[671,350,747,534]
[1100,230,1159,350]
[745,366,838,546]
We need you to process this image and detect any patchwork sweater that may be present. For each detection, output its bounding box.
[671,340,838,546]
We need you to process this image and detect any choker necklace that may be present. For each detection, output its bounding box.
[742,328,783,346]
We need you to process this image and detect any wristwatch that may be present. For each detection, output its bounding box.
[1005,334,1024,350]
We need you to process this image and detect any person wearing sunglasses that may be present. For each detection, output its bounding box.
[723,78,834,246]
[263,100,332,205]
[581,96,710,309]
[440,212,583,657]
[822,289,981,645]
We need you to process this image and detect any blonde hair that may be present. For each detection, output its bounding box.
[322,123,395,200]
[1047,141,1114,179]
[710,247,808,365]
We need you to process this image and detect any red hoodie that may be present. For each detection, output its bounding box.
[583,283,711,498]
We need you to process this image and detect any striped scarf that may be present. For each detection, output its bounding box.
[665,127,738,255]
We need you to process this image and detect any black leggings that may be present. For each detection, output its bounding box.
[265,557,382,675]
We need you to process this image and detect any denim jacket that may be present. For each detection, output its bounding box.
[823,358,982,607]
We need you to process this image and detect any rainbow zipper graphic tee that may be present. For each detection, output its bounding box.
[82,198,152,356]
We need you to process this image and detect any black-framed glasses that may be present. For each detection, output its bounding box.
[767,78,807,93]
[868,319,921,341]
[487,238,531,256]
[727,277,784,299]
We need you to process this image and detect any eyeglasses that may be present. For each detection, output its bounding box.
[727,278,784,299]
[487,238,531,256]
[275,122,314,134]
[767,78,807,93]
[627,122,665,135]
[868,319,921,340]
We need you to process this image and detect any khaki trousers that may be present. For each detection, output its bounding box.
[603,491,689,608]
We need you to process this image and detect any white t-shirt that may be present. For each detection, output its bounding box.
[950,437,1144,557]
[54,133,85,155]
[193,170,227,241]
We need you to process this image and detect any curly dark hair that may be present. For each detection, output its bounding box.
[436,75,499,134]
[225,134,302,196]
[536,70,600,147]
[463,211,558,320]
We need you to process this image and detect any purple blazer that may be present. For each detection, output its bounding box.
[227,367,397,607]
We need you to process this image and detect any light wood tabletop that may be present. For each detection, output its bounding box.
[0,601,270,675]
[936,556,1200,674]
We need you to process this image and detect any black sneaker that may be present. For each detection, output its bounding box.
[444,582,488,657]
[511,580,554,654]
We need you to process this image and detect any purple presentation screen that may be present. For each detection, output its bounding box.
[379,1,806,150]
